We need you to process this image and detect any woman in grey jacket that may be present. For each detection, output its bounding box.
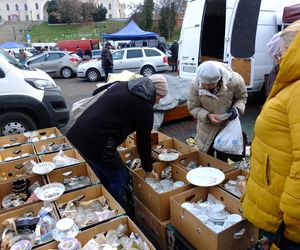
[188,61,248,161]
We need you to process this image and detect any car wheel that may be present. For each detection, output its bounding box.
[141,65,155,77]
[0,112,38,136]
[87,68,100,82]
[61,67,74,79]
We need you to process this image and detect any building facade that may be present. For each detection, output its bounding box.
[0,0,126,22]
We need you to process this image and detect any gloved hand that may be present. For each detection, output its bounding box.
[227,108,239,121]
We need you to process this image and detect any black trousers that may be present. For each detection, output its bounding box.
[104,67,113,82]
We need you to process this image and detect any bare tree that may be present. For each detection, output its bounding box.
[58,0,82,24]
[157,0,187,12]
[81,1,96,23]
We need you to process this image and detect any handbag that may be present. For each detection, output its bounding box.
[213,116,244,155]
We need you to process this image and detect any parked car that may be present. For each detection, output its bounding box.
[0,48,69,136]
[91,49,102,59]
[25,51,81,78]
[76,47,169,82]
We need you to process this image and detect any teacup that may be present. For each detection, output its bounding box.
[224,214,242,228]
[173,181,184,189]
[181,202,194,211]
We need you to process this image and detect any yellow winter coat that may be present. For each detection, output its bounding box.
[242,31,300,243]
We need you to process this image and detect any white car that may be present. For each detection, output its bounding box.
[76,47,169,82]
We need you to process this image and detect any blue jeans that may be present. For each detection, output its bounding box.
[88,160,129,207]
[265,231,300,250]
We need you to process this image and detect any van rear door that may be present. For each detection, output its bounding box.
[178,0,205,79]
[227,0,262,88]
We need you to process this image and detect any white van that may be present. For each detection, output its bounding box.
[178,0,297,93]
[0,48,69,136]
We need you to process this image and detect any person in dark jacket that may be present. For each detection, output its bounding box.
[66,74,168,206]
[84,48,92,60]
[76,46,84,59]
[169,40,179,72]
[101,42,113,82]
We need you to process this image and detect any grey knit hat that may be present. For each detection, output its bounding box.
[196,61,222,84]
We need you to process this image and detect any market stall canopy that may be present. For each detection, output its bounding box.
[283,4,300,24]
[0,41,26,49]
[102,20,158,40]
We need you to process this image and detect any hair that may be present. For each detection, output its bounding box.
[280,20,300,54]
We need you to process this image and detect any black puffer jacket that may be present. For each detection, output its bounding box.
[101,47,113,69]
[66,77,156,172]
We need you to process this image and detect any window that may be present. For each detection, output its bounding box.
[144,49,161,57]
[28,55,46,64]
[15,4,19,11]
[26,15,29,21]
[46,53,62,61]
[35,2,39,10]
[37,14,40,20]
[126,49,143,59]
[24,4,28,11]
[109,14,112,18]
[6,4,10,11]
[112,50,124,60]
[108,3,112,10]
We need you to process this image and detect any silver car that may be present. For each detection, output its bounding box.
[76,47,169,82]
[25,51,81,78]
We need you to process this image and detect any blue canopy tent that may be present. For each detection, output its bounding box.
[102,20,158,40]
[0,41,26,49]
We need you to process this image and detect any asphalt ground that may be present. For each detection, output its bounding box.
[57,69,263,144]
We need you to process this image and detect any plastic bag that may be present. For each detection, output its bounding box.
[213,116,243,155]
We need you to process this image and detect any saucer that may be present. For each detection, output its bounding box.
[53,218,79,242]
[32,162,56,175]
[37,183,65,202]
[207,210,228,221]
[158,152,179,162]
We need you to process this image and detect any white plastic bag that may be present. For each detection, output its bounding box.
[213,116,243,155]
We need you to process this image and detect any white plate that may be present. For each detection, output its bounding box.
[217,113,231,121]
[158,152,179,162]
[186,167,225,187]
[36,183,65,202]
[32,162,56,175]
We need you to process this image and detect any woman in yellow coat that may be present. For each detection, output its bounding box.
[242,22,300,249]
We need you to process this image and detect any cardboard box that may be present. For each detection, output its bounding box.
[134,196,169,250]
[0,133,28,149]
[219,168,249,198]
[173,151,234,174]
[0,155,39,183]
[35,216,155,250]
[0,144,36,163]
[118,136,136,151]
[170,187,258,250]
[33,127,63,139]
[46,162,99,191]
[0,174,46,214]
[130,130,172,144]
[152,138,197,160]
[55,184,125,229]
[34,137,72,155]
[132,161,192,221]
[39,149,86,168]
[0,202,59,248]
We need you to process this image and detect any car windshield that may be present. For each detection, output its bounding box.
[0,48,23,69]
